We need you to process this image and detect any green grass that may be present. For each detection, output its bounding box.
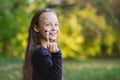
[63,59,120,80]
[0,57,120,80]
[0,57,22,80]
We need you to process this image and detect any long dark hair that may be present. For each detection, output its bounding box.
[23,8,56,80]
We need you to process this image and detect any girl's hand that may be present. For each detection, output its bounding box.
[45,30,59,53]
[47,42,59,53]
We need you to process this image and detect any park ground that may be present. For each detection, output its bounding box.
[0,57,120,80]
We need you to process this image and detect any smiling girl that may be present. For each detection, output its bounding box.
[23,8,62,80]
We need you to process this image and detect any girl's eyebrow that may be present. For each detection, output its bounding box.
[43,21,51,23]
[44,21,58,23]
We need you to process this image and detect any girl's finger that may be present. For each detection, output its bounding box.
[48,42,59,53]
[52,42,55,52]
[55,43,59,52]
[45,30,50,45]
[53,42,59,53]
[49,43,52,52]
[54,42,57,51]
[53,42,56,52]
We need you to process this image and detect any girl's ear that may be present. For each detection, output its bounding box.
[34,25,39,32]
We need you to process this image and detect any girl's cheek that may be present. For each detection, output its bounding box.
[44,26,51,32]
[57,27,59,33]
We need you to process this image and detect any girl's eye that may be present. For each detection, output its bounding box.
[46,23,50,26]
[55,24,58,27]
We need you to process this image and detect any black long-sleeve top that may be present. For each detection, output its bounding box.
[31,45,62,80]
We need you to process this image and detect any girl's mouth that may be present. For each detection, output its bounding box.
[49,33,57,36]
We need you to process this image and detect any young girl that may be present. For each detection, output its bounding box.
[23,8,62,80]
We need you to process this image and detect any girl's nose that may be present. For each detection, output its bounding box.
[51,25,55,31]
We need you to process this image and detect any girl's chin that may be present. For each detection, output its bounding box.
[49,38,56,42]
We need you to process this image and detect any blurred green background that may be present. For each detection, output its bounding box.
[0,0,120,80]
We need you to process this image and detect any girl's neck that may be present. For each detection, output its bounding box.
[40,39,48,48]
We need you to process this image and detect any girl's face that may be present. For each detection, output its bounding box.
[37,12,59,42]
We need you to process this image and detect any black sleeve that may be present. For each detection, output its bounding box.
[50,51,62,80]
[32,47,62,80]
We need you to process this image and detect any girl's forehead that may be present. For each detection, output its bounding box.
[39,12,58,22]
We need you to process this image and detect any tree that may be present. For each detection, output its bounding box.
[0,0,48,58]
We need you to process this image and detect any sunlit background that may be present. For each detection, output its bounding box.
[0,0,120,80]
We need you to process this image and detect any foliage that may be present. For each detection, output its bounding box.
[0,0,48,58]
[0,0,29,58]
[0,0,120,59]
[57,4,117,59]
